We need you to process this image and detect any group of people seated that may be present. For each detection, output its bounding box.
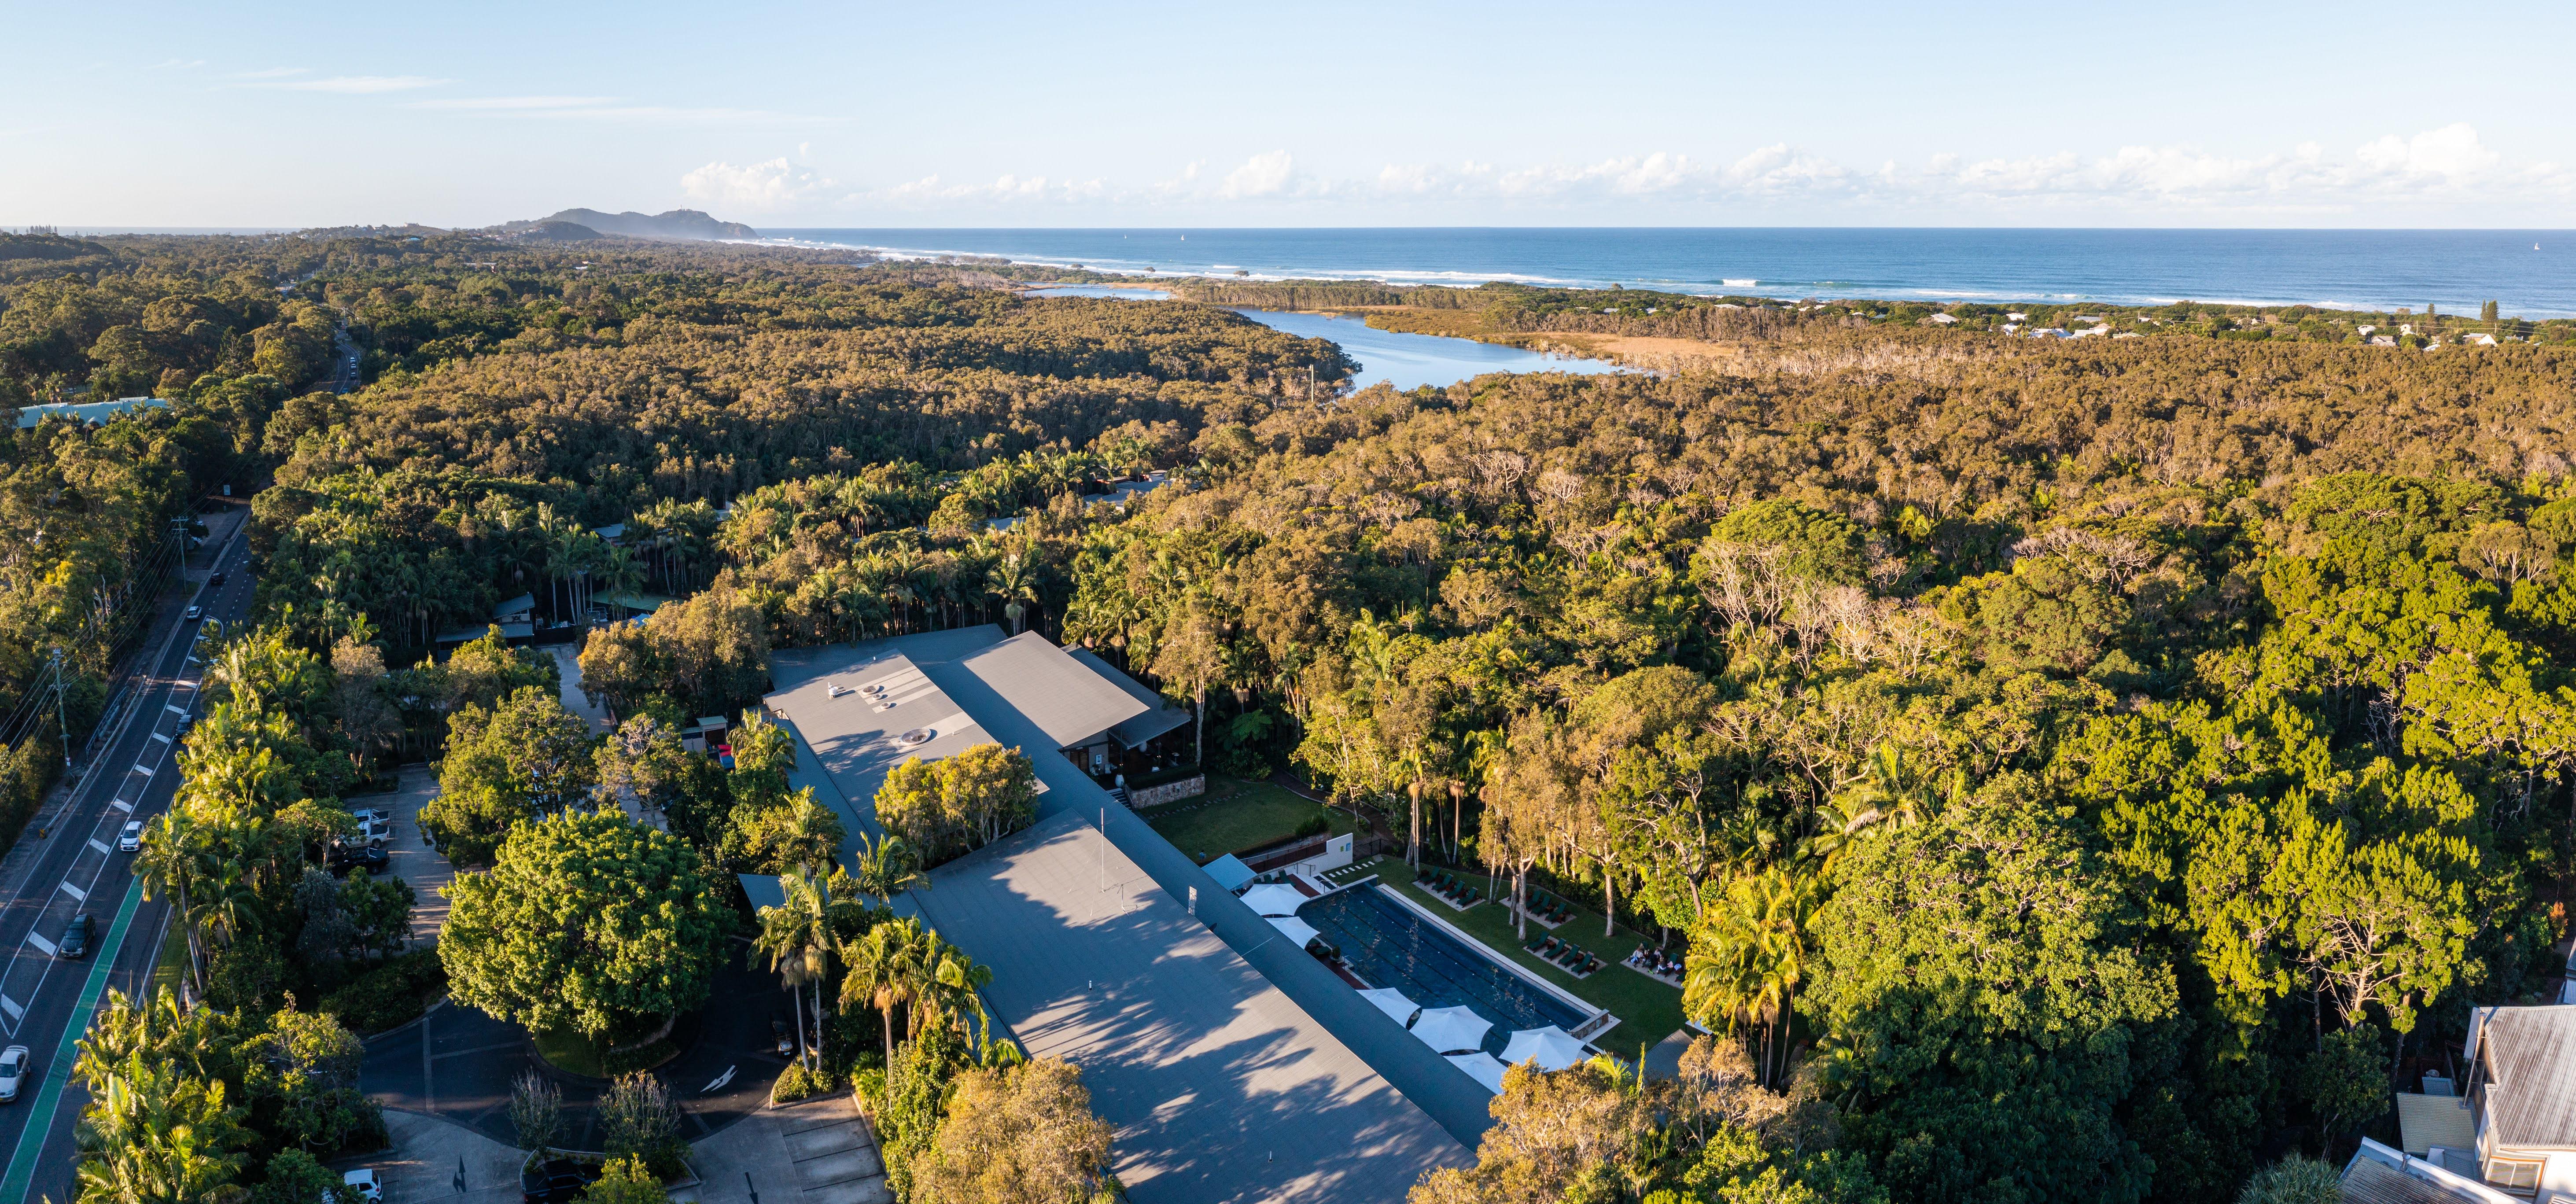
[1417,868,1482,906]
[1627,947,1683,979]
[1526,933,1602,976]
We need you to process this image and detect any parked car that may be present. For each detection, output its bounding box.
[116,820,143,853]
[350,806,392,825]
[522,1157,600,1203]
[774,1018,795,1057]
[0,1045,28,1102]
[357,817,391,845]
[56,913,90,959]
[340,1169,383,1203]
[327,843,389,877]
[208,571,225,588]
[184,604,202,622]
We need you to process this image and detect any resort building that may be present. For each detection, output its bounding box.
[764,627,1498,1203]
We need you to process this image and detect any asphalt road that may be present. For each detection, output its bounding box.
[0,517,253,1204]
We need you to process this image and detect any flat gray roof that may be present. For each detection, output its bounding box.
[767,632,1010,854]
[1068,647,1191,746]
[959,632,1147,750]
[913,810,1469,1203]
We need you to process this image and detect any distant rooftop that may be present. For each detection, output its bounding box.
[18,396,169,428]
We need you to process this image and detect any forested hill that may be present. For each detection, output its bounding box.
[6,233,2576,1203]
[512,208,759,240]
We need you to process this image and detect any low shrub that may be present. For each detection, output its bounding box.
[320,949,448,1034]
[771,1062,838,1104]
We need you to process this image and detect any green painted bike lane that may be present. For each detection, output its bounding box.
[0,878,143,1202]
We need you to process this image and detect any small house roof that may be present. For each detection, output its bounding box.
[493,593,535,619]
[738,873,786,913]
[2471,1005,2576,1149]
[2341,1138,2513,1204]
[1202,854,1256,892]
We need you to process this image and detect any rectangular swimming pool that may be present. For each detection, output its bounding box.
[1298,884,1596,1057]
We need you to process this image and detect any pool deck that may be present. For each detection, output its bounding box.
[1369,882,1616,1043]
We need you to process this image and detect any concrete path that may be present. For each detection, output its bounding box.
[340,1108,527,1204]
[677,1093,891,1204]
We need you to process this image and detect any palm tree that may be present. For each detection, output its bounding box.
[850,833,925,906]
[987,551,1040,635]
[754,867,846,1069]
[840,918,932,1058]
[134,813,210,998]
[921,932,994,1049]
[1683,867,1821,1089]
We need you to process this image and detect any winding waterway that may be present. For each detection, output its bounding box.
[1024,284,1629,391]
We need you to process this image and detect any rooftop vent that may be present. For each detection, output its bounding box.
[896,728,934,747]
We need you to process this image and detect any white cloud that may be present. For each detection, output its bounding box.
[2358,122,2501,177]
[409,96,617,110]
[230,67,306,79]
[817,125,2563,221]
[1218,150,1295,199]
[261,75,447,93]
[680,158,834,211]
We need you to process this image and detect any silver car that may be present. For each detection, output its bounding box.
[0,1045,29,1103]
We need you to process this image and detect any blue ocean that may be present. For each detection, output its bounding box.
[763,227,2576,318]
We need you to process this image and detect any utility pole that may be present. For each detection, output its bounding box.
[49,647,67,769]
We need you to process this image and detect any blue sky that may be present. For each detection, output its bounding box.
[7,1,2571,229]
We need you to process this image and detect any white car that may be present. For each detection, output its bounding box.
[184,604,203,622]
[339,1169,382,1203]
[357,817,391,845]
[0,1045,27,1103]
[116,821,143,853]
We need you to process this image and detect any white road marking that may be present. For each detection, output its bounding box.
[56,881,83,902]
[0,995,20,1022]
[108,799,131,814]
[86,839,109,856]
[702,1065,737,1094]
[149,732,171,745]
[132,764,153,778]
[23,933,54,957]
[165,704,186,716]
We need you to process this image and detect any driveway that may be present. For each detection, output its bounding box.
[376,766,453,945]
[362,940,794,1147]
[677,1092,891,1204]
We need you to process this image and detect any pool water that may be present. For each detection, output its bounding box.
[1300,886,1593,1057]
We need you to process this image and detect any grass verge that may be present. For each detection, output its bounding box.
[1141,775,1355,864]
[147,912,192,1000]
[1362,855,1688,1053]
[532,1027,680,1078]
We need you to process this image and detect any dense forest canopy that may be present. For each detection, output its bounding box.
[8,231,2576,1203]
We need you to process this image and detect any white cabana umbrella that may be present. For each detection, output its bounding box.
[1267,915,1322,948]
[1410,1006,1493,1056]
[1357,987,1420,1027]
[1446,1052,1509,1094]
[1240,884,1310,917]
[1501,1026,1590,1071]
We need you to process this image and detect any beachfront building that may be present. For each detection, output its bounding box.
[763,627,1490,1203]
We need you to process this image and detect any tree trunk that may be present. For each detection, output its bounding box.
[882,1001,897,1062]
[1603,868,1616,939]
[791,981,807,1069]
[1408,781,1420,869]
[1515,869,1528,939]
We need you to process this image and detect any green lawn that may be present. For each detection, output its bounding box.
[533,1027,679,1078]
[148,913,192,1000]
[1141,776,1355,865]
[1360,856,1688,1055]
